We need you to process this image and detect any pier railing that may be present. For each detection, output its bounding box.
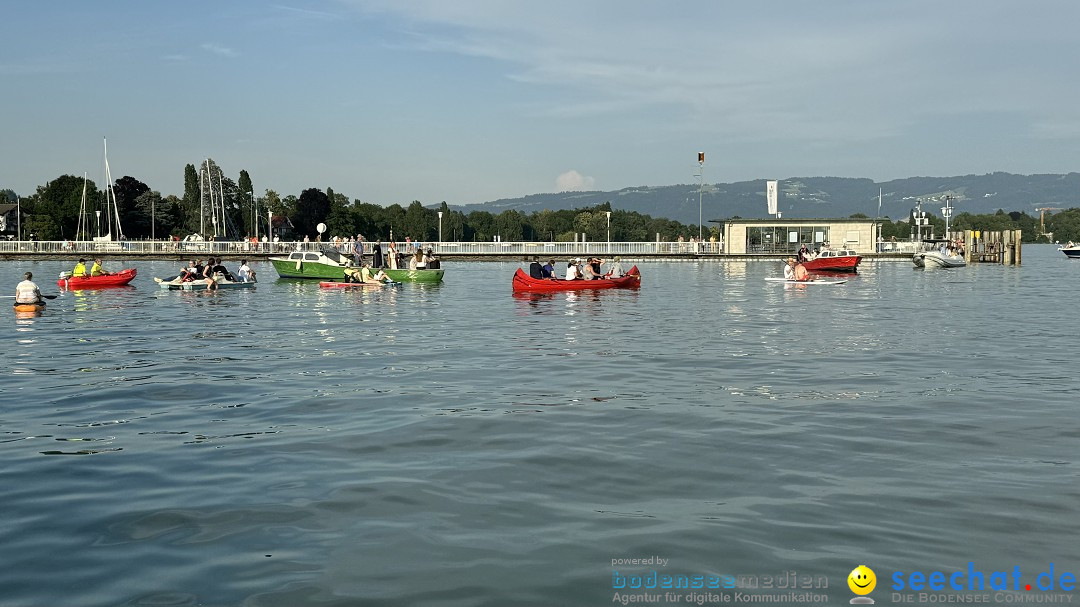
[0,239,724,256]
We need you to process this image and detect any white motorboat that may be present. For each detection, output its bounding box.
[1058,242,1080,259]
[913,247,967,268]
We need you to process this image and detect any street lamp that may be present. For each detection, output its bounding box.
[438,211,443,246]
[95,210,101,238]
[606,211,611,253]
[697,152,705,243]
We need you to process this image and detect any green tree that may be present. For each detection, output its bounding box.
[293,188,331,240]
[237,170,254,236]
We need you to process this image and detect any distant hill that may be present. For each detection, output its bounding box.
[449,172,1080,223]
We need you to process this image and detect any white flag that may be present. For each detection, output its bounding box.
[766,180,778,215]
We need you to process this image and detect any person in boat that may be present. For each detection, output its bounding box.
[209,258,235,281]
[606,257,625,278]
[89,258,108,276]
[582,258,602,280]
[237,260,255,283]
[541,258,558,280]
[784,257,796,280]
[72,258,88,278]
[425,250,440,269]
[179,260,199,282]
[15,272,43,305]
[528,256,545,279]
[566,260,580,280]
[793,260,810,282]
[414,249,427,270]
[797,244,810,262]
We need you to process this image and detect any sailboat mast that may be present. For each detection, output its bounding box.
[76,172,88,241]
[199,164,206,236]
[218,170,226,239]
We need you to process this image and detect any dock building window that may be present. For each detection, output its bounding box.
[747,226,831,254]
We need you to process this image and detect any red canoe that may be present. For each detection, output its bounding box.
[512,266,641,292]
[802,249,861,272]
[58,268,138,288]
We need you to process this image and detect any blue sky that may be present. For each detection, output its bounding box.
[3,1,1079,207]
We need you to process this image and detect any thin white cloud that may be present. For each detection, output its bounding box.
[556,170,595,192]
[201,43,237,58]
[162,54,188,62]
[274,5,341,19]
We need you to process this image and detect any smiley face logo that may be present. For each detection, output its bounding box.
[848,565,876,595]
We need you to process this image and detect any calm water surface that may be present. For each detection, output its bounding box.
[1,248,1078,606]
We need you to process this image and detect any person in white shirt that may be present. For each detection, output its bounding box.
[783,258,796,280]
[15,272,42,304]
[566,260,580,280]
[237,260,255,282]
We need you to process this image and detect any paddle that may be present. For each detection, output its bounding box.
[2,294,57,300]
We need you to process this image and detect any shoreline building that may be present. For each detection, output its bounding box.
[718,218,879,256]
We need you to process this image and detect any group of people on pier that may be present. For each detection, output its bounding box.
[527,256,627,281]
[346,235,441,271]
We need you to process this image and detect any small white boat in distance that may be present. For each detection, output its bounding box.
[913,239,966,268]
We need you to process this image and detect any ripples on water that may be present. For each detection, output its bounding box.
[1,249,1078,606]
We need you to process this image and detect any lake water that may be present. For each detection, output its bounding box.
[1,247,1078,606]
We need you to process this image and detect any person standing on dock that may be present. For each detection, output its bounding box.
[373,241,384,268]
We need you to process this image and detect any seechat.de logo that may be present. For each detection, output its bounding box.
[848,565,877,604]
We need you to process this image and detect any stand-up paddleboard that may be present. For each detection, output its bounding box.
[318,281,401,288]
[764,277,847,285]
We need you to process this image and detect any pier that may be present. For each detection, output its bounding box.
[0,239,919,261]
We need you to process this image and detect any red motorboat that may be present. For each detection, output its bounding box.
[512,266,641,292]
[801,249,860,272]
[58,268,138,288]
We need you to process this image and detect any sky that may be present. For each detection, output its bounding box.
[3,0,1080,207]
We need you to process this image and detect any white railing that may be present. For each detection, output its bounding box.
[0,239,725,256]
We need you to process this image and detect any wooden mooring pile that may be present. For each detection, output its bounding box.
[952,229,1022,265]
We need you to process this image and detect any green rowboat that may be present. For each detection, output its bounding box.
[382,268,444,283]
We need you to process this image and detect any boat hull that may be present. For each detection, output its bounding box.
[13,302,46,313]
[58,268,137,288]
[802,256,860,272]
[382,268,444,283]
[914,252,966,268]
[269,258,351,279]
[157,278,256,290]
[1059,246,1080,259]
[318,281,399,288]
[512,266,640,291]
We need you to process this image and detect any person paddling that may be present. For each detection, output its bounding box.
[72,258,88,277]
[15,272,43,306]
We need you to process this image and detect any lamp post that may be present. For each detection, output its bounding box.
[95,210,101,239]
[606,210,611,253]
[697,152,705,243]
[151,195,155,244]
[438,211,443,246]
[267,209,273,246]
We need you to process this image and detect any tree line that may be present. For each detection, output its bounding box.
[1,163,707,243]
[5,166,1079,243]
[868,208,1080,243]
